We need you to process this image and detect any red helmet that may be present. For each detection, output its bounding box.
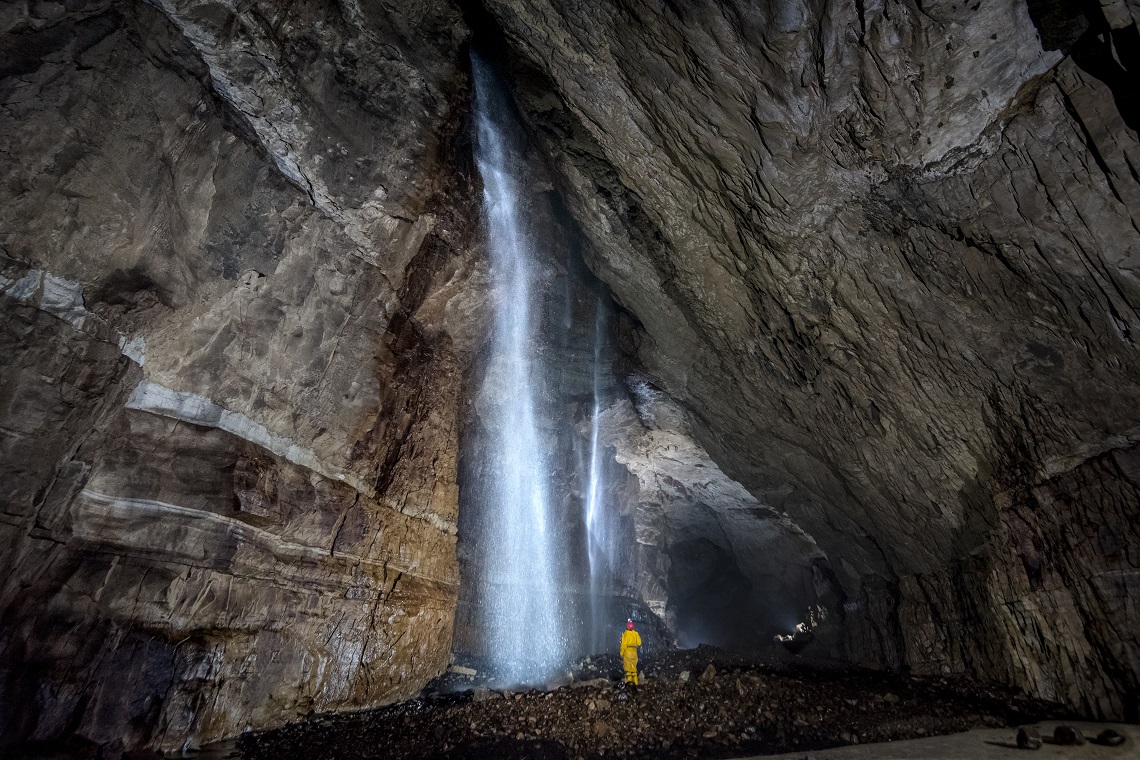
[626,620,635,630]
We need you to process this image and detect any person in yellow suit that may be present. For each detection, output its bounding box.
[619,619,642,685]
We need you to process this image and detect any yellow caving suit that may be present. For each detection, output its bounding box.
[620,629,642,684]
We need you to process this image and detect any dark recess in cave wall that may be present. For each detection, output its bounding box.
[1026,0,1140,130]
[457,0,511,73]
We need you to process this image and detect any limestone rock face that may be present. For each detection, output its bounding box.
[486,0,1140,719]
[2,0,1139,750]
[595,381,827,649]
[1,0,478,751]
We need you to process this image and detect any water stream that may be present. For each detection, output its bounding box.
[471,52,568,682]
[584,296,614,654]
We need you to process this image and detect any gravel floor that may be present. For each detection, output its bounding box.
[238,647,1070,760]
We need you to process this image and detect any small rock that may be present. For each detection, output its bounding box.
[472,686,493,702]
[570,678,610,690]
[699,664,717,683]
[1016,727,1042,749]
[1093,728,1126,747]
[678,670,691,683]
[702,729,717,738]
[1053,725,1085,746]
[546,672,573,690]
[883,693,899,704]
[1089,729,1126,747]
[447,665,477,677]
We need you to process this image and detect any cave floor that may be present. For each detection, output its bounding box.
[757,721,1137,759]
[237,648,1086,760]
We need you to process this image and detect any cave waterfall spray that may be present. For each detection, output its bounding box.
[471,52,567,681]
[585,298,612,651]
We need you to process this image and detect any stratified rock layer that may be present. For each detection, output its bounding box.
[1,0,478,750]
[485,0,1140,720]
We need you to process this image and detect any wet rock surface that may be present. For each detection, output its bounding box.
[237,648,1066,760]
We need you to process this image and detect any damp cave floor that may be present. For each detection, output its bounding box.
[232,647,1124,760]
[12,648,1135,759]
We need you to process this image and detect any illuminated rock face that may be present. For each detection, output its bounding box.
[0,0,477,751]
[2,0,1139,751]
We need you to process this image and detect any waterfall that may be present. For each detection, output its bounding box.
[471,52,567,683]
[585,296,610,652]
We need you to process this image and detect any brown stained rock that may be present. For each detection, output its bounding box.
[699,664,717,683]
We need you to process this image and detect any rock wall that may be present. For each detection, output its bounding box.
[596,380,827,650]
[2,0,1138,749]
[1,0,480,751]
[484,0,1140,720]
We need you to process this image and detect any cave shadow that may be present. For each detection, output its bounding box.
[1024,0,1140,132]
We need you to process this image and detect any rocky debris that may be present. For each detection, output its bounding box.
[1017,726,1043,749]
[472,687,498,703]
[573,679,613,691]
[238,650,1066,760]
